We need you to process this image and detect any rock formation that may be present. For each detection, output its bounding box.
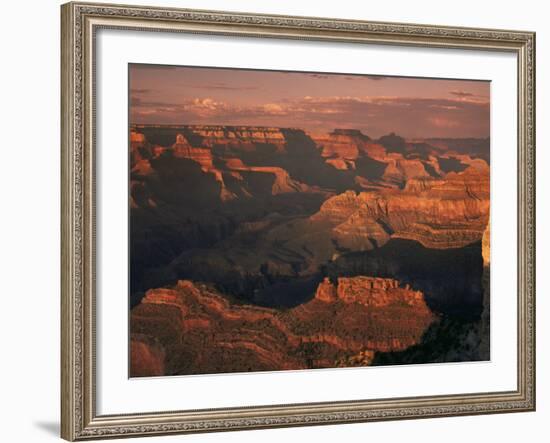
[479,221,491,357]
[135,125,489,315]
[128,124,490,374]
[381,154,432,185]
[130,278,437,376]
[186,125,288,153]
[129,128,319,206]
[311,161,489,250]
[172,133,213,170]
[223,158,309,195]
[313,129,390,172]
[315,276,423,307]
[482,220,490,267]
[314,129,370,160]
[130,334,165,377]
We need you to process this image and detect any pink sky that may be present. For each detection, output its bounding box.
[129,64,490,139]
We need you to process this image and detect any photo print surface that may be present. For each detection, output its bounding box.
[128,64,490,377]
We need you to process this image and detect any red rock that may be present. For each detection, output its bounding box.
[315,277,338,301]
[130,334,165,377]
[225,159,309,195]
[187,125,287,152]
[332,210,390,250]
[361,142,387,160]
[382,155,431,185]
[325,158,354,170]
[313,129,375,161]
[482,222,490,266]
[130,278,437,376]
[316,276,424,308]
[130,131,146,143]
[130,131,153,167]
[172,133,213,170]
[310,160,489,249]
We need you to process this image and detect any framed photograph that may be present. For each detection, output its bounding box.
[61,1,536,440]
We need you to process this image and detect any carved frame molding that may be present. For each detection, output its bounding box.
[61,2,535,440]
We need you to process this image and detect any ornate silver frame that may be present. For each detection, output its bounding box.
[61,2,536,440]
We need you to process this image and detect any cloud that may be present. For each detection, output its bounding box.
[130,88,152,95]
[450,90,474,98]
[428,117,460,128]
[130,93,489,138]
[262,103,288,115]
[429,104,460,110]
[191,82,259,91]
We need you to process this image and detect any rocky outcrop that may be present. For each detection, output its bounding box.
[311,161,489,249]
[130,130,153,167]
[420,137,490,161]
[187,125,288,152]
[224,158,309,195]
[130,131,146,143]
[168,133,239,200]
[131,125,487,198]
[331,210,390,250]
[377,133,408,153]
[325,158,354,171]
[315,276,423,307]
[361,142,387,161]
[381,154,432,185]
[482,221,490,267]
[130,129,317,204]
[313,129,390,171]
[478,221,491,359]
[172,133,213,170]
[130,278,437,376]
[130,131,236,202]
[314,277,338,302]
[311,130,483,189]
[130,334,166,377]
[314,129,370,160]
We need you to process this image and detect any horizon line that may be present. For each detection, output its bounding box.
[129,123,490,140]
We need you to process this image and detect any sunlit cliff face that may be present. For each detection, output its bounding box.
[130,277,437,376]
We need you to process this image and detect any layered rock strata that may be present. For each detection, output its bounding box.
[130,278,437,376]
[311,161,489,250]
[187,125,288,152]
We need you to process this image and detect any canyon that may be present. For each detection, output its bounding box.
[131,277,436,376]
[129,124,490,376]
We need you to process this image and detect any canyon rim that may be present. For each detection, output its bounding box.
[129,64,490,377]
